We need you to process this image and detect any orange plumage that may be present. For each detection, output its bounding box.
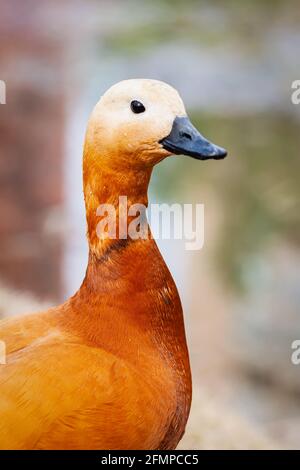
[0,79,226,449]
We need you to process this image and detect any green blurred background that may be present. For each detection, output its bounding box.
[0,0,299,449]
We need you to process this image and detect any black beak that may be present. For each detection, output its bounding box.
[159,116,227,160]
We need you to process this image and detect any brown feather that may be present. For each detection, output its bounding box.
[0,79,192,449]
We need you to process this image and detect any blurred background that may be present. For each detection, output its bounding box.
[0,0,299,449]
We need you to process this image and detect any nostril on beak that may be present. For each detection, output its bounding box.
[179,131,192,140]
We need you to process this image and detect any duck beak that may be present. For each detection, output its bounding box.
[159,116,227,160]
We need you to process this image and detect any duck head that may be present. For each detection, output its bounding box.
[83,79,227,256]
[84,79,227,172]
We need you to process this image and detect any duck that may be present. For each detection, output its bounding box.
[0,79,227,450]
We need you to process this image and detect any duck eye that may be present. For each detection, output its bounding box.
[130,100,145,114]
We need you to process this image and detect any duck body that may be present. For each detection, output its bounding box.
[0,79,226,449]
[0,238,191,450]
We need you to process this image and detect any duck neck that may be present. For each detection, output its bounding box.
[83,161,153,259]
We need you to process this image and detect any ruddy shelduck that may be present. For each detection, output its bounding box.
[0,79,227,449]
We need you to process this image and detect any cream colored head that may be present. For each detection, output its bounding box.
[84,79,187,169]
[84,78,227,176]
